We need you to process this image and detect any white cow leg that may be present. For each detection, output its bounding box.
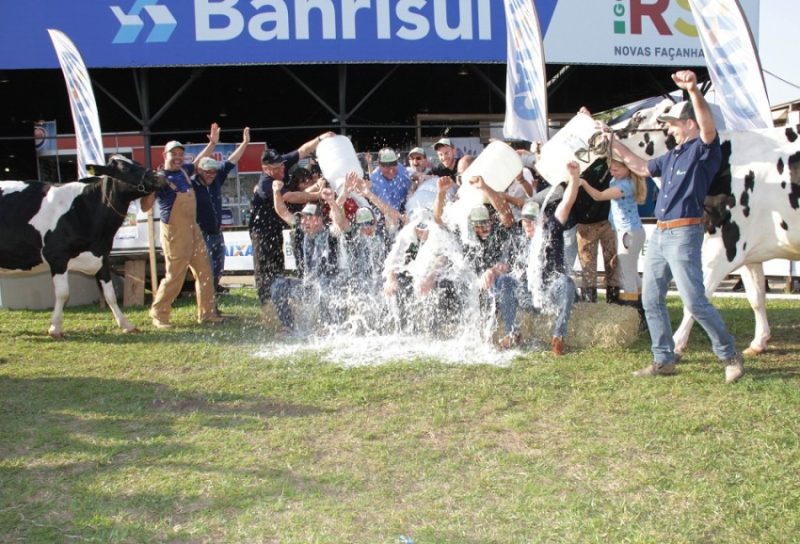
[740,263,770,355]
[48,273,70,338]
[99,279,137,333]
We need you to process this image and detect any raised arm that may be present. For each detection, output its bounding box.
[557,162,583,225]
[192,122,220,166]
[227,127,250,164]
[358,176,401,230]
[271,179,295,226]
[470,175,514,228]
[298,131,336,159]
[674,70,716,144]
[321,187,350,234]
[608,137,650,178]
[433,176,455,226]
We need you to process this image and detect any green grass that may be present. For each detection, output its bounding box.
[1,290,798,543]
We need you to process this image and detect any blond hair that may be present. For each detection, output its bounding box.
[607,158,647,205]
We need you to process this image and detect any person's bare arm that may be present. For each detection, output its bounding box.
[674,70,716,144]
[580,179,624,202]
[271,179,295,226]
[471,176,514,228]
[322,187,350,233]
[433,177,455,226]
[226,127,250,164]
[192,123,220,165]
[556,162,583,225]
[298,131,336,159]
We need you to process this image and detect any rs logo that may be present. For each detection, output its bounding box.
[613,0,698,37]
[111,0,177,44]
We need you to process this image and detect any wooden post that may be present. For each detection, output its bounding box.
[123,259,146,307]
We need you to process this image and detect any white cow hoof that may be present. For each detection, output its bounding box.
[743,346,766,356]
[48,331,65,340]
[123,326,140,334]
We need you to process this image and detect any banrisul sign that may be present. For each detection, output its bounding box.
[1,0,757,69]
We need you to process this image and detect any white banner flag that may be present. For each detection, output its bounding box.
[687,0,772,130]
[47,29,105,178]
[503,0,548,144]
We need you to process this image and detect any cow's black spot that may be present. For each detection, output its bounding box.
[709,140,733,196]
[777,157,784,175]
[789,182,800,210]
[786,127,798,143]
[744,170,755,193]
[781,220,789,230]
[645,141,655,156]
[743,242,747,251]
[789,151,800,185]
[783,181,788,189]
[644,133,651,143]
[721,220,741,263]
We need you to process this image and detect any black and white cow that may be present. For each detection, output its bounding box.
[0,155,166,337]
[610,99,800,355]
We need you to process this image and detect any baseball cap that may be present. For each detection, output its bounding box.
[300,203,323,216]
[469,205,491,223]
[433,138,453,150]
[354,207,375,225]
[198,157,220,171]
[657,100,696,123]
[164,140,184,153]
[261,148,285,166]
[521,200,540,220]
[378,148,398,166]
[408,147,426,158]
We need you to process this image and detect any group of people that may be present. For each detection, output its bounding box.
[145,70,744,384]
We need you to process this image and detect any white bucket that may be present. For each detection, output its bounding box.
[456,140,522,206]
[315,135,363,195]
[534,112,597,184]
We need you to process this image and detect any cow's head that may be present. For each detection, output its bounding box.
[609,98,675,159]
[87,155,167,193]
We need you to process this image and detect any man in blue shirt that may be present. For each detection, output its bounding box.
[609,70,744,383]
[192,127,250,299]
[369,147,412,213]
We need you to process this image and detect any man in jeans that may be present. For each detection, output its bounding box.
[608,70,744,383]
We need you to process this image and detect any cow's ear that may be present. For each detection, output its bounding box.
[86,164,103,176]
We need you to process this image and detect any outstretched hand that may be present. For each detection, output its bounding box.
[566,160,581,179]
[208,122,220,144]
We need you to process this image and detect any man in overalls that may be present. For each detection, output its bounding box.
[141,124,222,329]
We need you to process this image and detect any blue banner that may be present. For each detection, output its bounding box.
[1,0,558,69]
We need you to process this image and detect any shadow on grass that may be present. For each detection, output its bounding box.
[0,375,330,542]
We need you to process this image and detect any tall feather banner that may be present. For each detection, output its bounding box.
[48,29,105,178]
[503,0,548,143]
[687,0,772,130]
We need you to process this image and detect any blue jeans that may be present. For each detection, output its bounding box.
[522,274,576,339]
[270,277,302,328]
[203,232,225,290]
[492,274,519,334]
[642,223,735,364]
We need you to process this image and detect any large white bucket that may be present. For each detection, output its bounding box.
[456,140,522,206]
[315,135,363,195]
[534,113,597,184]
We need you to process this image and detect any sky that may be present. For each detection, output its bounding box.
[758,0,800,105]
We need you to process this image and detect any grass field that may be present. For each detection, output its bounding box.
[1,291,798,543]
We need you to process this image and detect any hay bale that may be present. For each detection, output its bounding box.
[518,302,641,350]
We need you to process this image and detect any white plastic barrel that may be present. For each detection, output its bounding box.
[456,140,523,206]
[315,135,363,195]
[534,112,597,184]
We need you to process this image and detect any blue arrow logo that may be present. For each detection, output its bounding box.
[111,0,176,44]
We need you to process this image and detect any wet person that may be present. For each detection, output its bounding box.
[269,179,342,334]
[249,131,335,317]
[431,137,459,179]
[524,161,582,355]
[607,69,744,383]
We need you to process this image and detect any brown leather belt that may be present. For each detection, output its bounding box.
[656,217,703,230]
